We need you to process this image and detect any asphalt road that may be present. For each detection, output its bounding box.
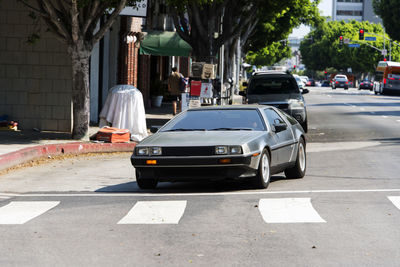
[1,87,400,266]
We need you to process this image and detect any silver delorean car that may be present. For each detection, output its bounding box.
[131,105,306,189]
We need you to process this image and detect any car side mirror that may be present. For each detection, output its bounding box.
[242,81,248,87]
[273,121,287,133]
[150,125,161,133]
[302,88,309,94]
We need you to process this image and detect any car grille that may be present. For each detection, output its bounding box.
[162,146,215,156]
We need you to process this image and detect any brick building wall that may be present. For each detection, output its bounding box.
[118,17,142,87]
[0,1,72,132]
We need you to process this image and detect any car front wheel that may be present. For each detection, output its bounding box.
[284,138,306,179]
[136,169,158,189]
[254,149,270,189]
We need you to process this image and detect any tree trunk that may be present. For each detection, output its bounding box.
[69,45,91,140]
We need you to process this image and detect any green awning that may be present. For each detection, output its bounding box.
[139,31,192,57]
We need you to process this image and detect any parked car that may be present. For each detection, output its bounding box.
[332,75,349,89]
[358,80,373,90]
[243,71,309,132]
[300,76,309,85]
[293,75,305,89]
[306,79,315,86]
[320,80,330,87]
[131,105,307,189]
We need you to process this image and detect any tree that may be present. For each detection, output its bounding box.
[300,20,400,74]
[373,0,400,41]
[166,0,263,63]
[244,0,322,67]
[18,0,136,139]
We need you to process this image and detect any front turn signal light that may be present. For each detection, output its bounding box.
[146,160,157,165]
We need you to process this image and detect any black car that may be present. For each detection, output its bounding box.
[242,71,309,132]
[358,80,373,90]
[332,75,349,89]
[306,79,315,86]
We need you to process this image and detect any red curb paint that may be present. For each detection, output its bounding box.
[0,142,136,172]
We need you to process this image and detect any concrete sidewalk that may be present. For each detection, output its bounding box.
[0,102,174,172]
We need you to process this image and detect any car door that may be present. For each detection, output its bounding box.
[263,108,296,167]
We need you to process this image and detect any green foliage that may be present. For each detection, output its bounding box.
[373,0,400,41]
[246,42,291,67]
[244,0,322,67]
[300,19,400,74]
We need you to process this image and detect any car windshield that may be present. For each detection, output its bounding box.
[248,77,299,94]
[161,109,265,131]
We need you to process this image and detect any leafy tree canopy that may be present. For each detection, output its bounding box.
[373,0,400,41]
[244,0,322,67]
[300,19,400,74]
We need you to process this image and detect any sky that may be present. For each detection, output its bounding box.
[289,0,332,38]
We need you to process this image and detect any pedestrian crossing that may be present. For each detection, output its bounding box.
[0,197,399,225]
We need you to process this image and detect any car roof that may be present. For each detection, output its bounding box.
[251,71,293,79]
[252,70,287,75]
[187,104,270,112]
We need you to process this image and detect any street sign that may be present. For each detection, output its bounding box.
[348,43,360,48]
[382,49,387,55]
[365,36,376,41]
[344,38,350,44]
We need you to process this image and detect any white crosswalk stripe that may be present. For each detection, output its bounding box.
[0,196,398,225]
[258,198,326,223]
[388,196,400,210]
[118,200,187,224]
[0,201,60,224]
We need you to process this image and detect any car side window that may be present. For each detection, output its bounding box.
[263,108,287,127]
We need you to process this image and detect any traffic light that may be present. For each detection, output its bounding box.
[293,65,296,70]
[339,36,343,46]
[359,29,364,40]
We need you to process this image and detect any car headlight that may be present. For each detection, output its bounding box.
[215,146,228,155]
[150,147,162,155]
[230,146,242,154]
[136,147,162,156]
[289,100,305,109]
[215,146,242,155]
[136,147,149,156]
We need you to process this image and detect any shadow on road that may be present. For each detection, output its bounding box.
[95,175,289,194]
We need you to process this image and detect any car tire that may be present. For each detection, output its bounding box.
[253,149,270,189]
[332,86,335,89]
[136,169,158,189]
[300,119,308,133]
[284,138,306,179]
[345,87,348,90]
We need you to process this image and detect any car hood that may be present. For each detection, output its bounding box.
[247,93,302,104]
[138,131,265,147]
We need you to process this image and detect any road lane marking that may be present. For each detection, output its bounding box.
[0,201,60,224]
[388,196,400,210]
[307,141,381,153]
[258,198,326,223]
[118,200,187,224]
[3,189,400,198]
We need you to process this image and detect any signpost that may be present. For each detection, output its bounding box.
[365,36,377,41]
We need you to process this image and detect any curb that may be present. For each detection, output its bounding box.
[0,142,136,172]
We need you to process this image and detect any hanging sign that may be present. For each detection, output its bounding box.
[200,83,213,98]
[190,80,202,96]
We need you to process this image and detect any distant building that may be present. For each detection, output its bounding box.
[332,0,382,23]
